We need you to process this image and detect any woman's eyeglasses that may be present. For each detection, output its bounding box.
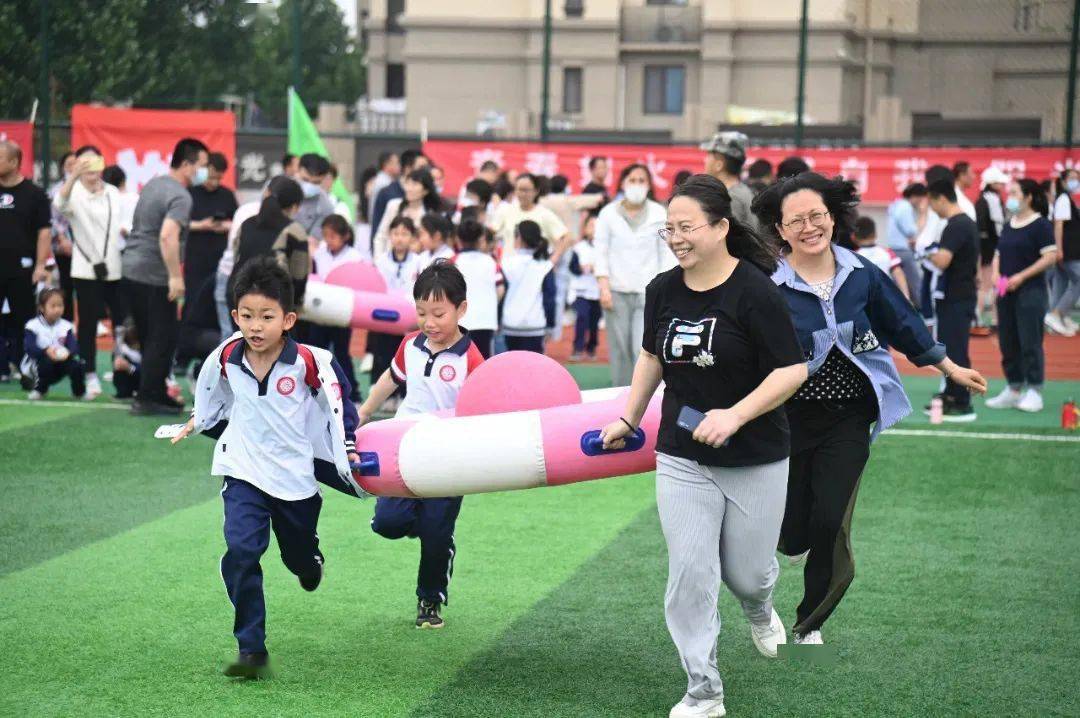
[781,210,830,231]
[658,223,710,242]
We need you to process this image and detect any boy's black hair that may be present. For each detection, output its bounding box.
[550,174,569,194]
[299,153,331,177]
[853,216,876,240]
[413,259,467,306]
[456,219,484,249]
[102,164,126,188]
[465,178,493,206]
[232,256,295,313]
[459,204,483,224]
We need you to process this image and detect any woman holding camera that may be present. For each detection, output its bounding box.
[53,144,125,400]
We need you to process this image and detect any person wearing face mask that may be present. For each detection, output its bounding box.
[228,176,310,312]
[53,145,126,400]
[751,173,986,647]
[974,166,1009,329]
[599,174,807,718]
[985,179,1058,412]
[293,153,337,244]
[593,163,674,386]
[121,137,209,415]
[1045,169,1080,337]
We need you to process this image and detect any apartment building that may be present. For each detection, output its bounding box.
[360,0,1077,143]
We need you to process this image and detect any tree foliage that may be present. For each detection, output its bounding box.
[0,0,364,125]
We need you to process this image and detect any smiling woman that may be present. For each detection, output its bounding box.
[751,172,987,647]
[599,174,807,718]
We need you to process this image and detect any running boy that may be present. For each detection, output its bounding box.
[359,260,484,628]
[171,256,364,678]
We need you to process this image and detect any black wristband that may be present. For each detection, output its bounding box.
[620,417,636,432]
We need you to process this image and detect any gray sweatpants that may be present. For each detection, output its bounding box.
[604,290,645,386]
[656,452,789,703]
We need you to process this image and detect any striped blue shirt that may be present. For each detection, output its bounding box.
[772,246,946,442]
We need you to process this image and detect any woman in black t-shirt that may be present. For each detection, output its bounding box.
[601,175,807,718]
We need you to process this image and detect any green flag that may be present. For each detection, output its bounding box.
[287,87,354,221]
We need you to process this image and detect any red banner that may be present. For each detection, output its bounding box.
[71,105,236,191]
[0,122,34,177]
[424,140,1078,205]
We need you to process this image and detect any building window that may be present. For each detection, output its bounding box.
[646,0,688,5]
[643,65,685,114]
[563,67,583,114]
[387,64,405,98]
[564,0,584,18]
[387,0,405,34]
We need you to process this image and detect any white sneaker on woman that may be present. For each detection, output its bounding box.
[1064,315,1080,333]
[985,387,1021,409]
[794,630,823,645]
[749,608,786,658]
[1016,388,1044,413]
[670,697,726,718]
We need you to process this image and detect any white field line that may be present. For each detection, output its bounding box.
[883,428,1080,443]
[0,398,127,410]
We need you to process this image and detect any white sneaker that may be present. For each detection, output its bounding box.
[1045,313,1075,337]
[789,550,809,566]
[1016,388,1043,413]
[96,321,109,337]
[749,607,786,658]
[27,390,43,401]
[85,375,102,401]
[985,387,1021,409]
[794,630,824,645]
[1064,315,1080,333]
[670,697,726,718]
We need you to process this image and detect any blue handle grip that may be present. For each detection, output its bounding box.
[580,428,646,456]
[371,309,401,323]
[349,452,380,476]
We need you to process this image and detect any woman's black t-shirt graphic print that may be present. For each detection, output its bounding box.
[643,261,805,468]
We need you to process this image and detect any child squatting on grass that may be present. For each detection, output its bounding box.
[171,256,366,679]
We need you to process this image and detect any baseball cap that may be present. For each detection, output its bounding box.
[980,166,1010,186]
[700,131,748,161]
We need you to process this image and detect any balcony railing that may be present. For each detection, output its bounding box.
[620,4,702,45]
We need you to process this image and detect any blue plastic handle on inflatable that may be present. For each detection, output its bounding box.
[580,428,646,456]
[350,452,380,476]
[372,309,401,322]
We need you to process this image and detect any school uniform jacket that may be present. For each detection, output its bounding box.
[192,332,368,498]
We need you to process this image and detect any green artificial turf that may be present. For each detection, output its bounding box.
[1,360,1078,716]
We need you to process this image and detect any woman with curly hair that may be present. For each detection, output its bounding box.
[751,173,987,645]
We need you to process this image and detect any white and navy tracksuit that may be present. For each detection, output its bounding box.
[370,329,484,604]
[500,249,556,353]
[21,314,85,396]
[112,330,142,399]
[192,333,363,655]
[371,249,422,397]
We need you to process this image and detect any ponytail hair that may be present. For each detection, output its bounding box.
[258,175,303,227]
[1017,178,1050,217]
[515,220,548,260]
[320,214,354,245]
[671,174,778,274]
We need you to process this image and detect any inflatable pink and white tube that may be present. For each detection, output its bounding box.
[351,352,662,498]
[302,260,418,334]
[351,388,661,498]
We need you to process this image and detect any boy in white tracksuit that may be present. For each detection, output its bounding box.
[172,256,365,679]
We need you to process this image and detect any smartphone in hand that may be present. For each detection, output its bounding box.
[676,406,706,432]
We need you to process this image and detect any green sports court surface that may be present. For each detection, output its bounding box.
[1,360,1077,717]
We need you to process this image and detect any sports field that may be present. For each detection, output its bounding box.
[1,352,1078,717]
